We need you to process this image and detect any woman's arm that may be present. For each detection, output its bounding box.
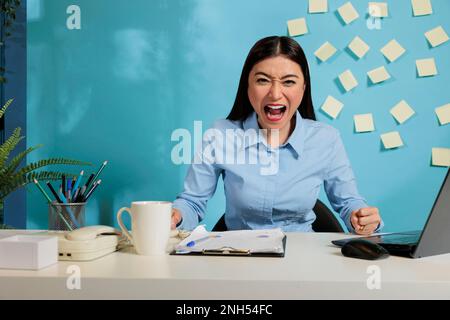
[323,131,383,234]
[172,137,223,230]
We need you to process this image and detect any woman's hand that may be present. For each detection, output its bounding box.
[171,208,182,230]
[350,207,381,235]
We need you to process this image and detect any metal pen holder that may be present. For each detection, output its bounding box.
[48,201,86,231]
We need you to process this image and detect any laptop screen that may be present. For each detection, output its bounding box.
[332,169,450,259]
[413,169,450,258]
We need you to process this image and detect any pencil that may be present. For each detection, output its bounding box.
[88,161,108,191]
[81,173,95,198]
[83,179,102,202]
[58,191,80,229]
[62,175,66,197]
[34,179,73,231]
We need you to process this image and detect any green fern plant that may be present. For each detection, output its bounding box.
[0,98,91,227]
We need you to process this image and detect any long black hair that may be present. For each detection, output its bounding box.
[227,36,316,121]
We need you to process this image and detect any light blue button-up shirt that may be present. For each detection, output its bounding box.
[173,111,383,233]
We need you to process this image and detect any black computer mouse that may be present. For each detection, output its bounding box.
[341,239,389,260]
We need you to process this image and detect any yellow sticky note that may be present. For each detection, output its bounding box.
[367,66,391,84]
[354,114,375,133]
[435,103,450,125]
[339,70,358,92]
[321,95,344,119]
[412,0,432,16]
[309,0,328,13]
[390,100,415,124]
[314,42,337,62]
[432,148,450,167]
[380,39,406,62]
[338,2,359,25]
[348,36,370,59]
[368,2,388,18]
[425,26,449,48]
[287,18,308,37]
[416,58,437,77]
[381,131,403,149]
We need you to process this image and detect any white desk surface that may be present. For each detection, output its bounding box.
[1,230,450,299]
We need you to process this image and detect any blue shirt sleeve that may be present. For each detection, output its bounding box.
[324,131,384,233]
[172,138,222,230]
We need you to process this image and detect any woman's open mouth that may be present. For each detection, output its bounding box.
[264,104,287,122]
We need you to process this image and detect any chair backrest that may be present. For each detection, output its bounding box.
[212,199,345,233]
[311,199,345,233]
[212,213,227,232]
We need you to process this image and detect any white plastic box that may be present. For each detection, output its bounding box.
[0,235,58,270]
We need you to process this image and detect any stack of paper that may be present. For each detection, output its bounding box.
[174,225,285,255]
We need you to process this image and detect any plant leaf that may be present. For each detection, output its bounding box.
[0,98,14,119]
[0,144,43,177]
[0,127,24,168]
[11,158,91,180]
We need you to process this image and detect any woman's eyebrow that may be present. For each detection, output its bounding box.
[254,72,299,79]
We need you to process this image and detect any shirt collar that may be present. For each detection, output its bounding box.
[242,110,305,159]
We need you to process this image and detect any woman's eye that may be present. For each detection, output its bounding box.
[256,78,270,84]
[283,80,296,86]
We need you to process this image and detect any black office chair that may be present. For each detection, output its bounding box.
[212,199,345,233]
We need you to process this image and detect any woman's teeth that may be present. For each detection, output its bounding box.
[264,105,287,121]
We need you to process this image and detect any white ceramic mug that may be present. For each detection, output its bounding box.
[117,201,172,255]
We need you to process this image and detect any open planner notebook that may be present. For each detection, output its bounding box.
[172,225,287,257]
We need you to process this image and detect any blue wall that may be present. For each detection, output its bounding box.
[26,0,449,232]
[3,0,27,228]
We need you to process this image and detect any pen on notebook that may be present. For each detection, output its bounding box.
[33,179,73,231]
[186,234,220,247]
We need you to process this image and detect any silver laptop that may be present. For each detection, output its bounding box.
[332,169,450,258]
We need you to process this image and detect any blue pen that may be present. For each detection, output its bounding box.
[67,178,72,201]
[186,234,220,247]
[58,191,80,228]
[72,170,84,194]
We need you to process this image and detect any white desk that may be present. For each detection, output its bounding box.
[1,230,450,299]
